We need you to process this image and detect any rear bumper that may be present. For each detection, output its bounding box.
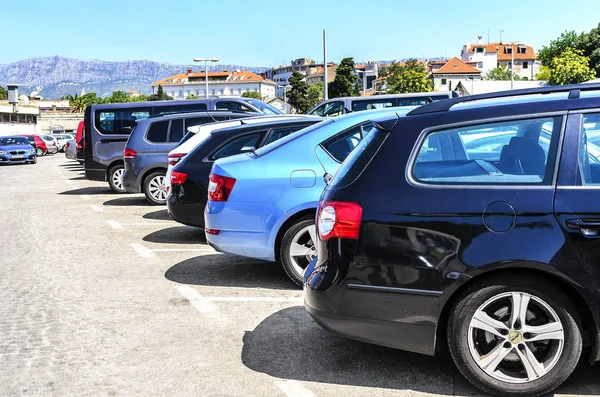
[167,193,205,228]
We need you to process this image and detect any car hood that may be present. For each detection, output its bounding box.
[0,144,34,151]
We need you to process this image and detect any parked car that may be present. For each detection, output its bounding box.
[168,117,323,226]
[39,134,59,154]
[165,114,314,196]
[53,134,74,152]
[84,98,278,193]
[64,139,77,161]
[21,134,47,156]
[122,111,264,204]
[0,136,37,164]
[303,83,600,397]
[76,137,84,164]
[307,92,457,117]
[204,107,409,285]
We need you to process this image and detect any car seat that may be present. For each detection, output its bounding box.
[497,136,545,176]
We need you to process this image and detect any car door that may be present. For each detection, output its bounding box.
[553,110,600,286]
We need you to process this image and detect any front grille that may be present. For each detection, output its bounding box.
[10,151,26,155]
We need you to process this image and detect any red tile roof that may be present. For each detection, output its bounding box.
[152,70,274,86]
[467,42,536,61]
[433,57,481,74]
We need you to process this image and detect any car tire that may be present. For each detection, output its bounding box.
[36,148,43,157]
[143,171,167,205]
[108,164,126,194]
[280,217,317,286]
[447,275,582,397]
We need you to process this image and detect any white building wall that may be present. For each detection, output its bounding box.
[463,49,498,75]
[0,104,40,136]
[433,75,481,92]
[162,82,276,100]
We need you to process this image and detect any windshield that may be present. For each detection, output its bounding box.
[253,119,333,156]
[0,137,30,145]
[242,98,283,115]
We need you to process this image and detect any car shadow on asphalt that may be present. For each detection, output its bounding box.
[143,226,205,245]
[59,186,112,195]
[241,306,600,396]
[165,254,298,290]
[69,176,86,180]
[143,209,171,220]
[102,196,150,206]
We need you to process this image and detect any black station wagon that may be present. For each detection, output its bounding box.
[304,83,600,396]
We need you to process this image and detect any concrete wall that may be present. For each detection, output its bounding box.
[38,113,84,133]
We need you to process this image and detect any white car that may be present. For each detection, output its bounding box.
[165,115,313,193]
[53,134,75,152]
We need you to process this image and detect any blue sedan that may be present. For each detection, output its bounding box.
[204,107,414,285]
[0,136,37,164]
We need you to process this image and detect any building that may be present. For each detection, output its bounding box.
[305,65,337,86]
[152,70,276,100]
[453,80,547,96]
[461,39,540,80]
[430,57,482,91]
[265,58,328,97]
[355,62,380,90]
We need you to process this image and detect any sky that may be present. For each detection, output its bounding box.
[1,0,600,68]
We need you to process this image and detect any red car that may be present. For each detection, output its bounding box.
[21,135,48,157]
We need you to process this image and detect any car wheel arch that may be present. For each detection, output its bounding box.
[106,160,125,179]
[435,265,598,364]
[273,208,317,263]
[140,167,168,193]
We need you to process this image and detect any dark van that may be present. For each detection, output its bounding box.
[83,98,281,192]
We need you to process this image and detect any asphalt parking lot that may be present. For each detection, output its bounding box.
[1,155,600,397]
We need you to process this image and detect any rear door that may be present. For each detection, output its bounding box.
[554,110,600,286]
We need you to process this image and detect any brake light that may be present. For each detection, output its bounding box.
[53,142,57,146]
[123,149,137,159]
[171,171,188,185]
[65,142,70,149]
[168,153,185,166]
[317,201,363,241]
[208,173,236,202]
[205,228,220,235]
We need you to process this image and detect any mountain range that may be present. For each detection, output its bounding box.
[0,56,270,99]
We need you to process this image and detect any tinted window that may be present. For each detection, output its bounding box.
[154,103,207,115]
[322,124,367,162]
[210,133,261,160]
[263,124,312,146]
[146,121,169,143]
[321,101,344,117]
[0,137,29,145]
[242,99,282,115]
[216,101,253,112]
[351,99,393,112]
[96,108,151,135]
[169,119,184,143]
[412,116,561,185]
[578,113,600,185]
[184,116,226,130]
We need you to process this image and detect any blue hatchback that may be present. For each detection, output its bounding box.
[204,107,414,285]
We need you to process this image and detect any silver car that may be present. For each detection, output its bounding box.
[64,138,77,160]
[54,134,74,152]
[39,135,59,154]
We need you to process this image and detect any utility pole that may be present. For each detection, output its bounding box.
[323,29,328,101]
[498,29,504,43]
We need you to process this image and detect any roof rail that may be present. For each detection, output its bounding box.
[407,82,600,116]
[146,109,255,119]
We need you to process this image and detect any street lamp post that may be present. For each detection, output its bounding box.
[193,58,219,99]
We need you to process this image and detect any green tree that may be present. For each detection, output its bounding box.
[549,48,596,85]
[0,86,7,100]
[328,57,360,98]
[483,66,522,81]
[383,59,433,93]
[186,93,199,100]
[539,30,583,66]
[535,65,551,81]
[65,94,87,112]
[148,84,172,101]
[579,23,600,75]
[241,91,261,99]
[306,82,324,110]
[129,94,149,102]
[105,90,129,103]
[286,71,310,113]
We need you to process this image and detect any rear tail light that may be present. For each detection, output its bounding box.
[205,228,220,235]
[171,171,188,185]
[65,142,70,149]
[168,153,185,166]
[317,201,363,241]
[53,142,57,146]
[123,149,137,159]
[208,173,236,202]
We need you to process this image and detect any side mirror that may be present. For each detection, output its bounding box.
[323,172,332,184]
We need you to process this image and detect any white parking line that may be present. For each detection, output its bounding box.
[105,220,123,230]
[80,195,90,200]
[130,243,155,258]
[204,297,303,303]
[175,285,219,313]
[60,175,66,179]
[66,180,75,184]
[91,205,104,212]
[274,380,316,397]
[152,248,214,252]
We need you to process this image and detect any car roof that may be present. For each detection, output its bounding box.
[88,97,269,110]
[138,110,261,124]
[210,117,320,136]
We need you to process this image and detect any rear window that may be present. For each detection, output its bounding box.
[253,119,332,157]
[95,108,151,135]
[146,121,169,143]
[210,133,261,160]
[327,125,389,190]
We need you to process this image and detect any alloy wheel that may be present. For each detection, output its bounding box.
[148,175,167,203]
[112,168,125,191]
[467,291,564,384]
[288,224,317,277]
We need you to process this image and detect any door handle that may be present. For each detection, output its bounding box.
[566,219,600,236]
